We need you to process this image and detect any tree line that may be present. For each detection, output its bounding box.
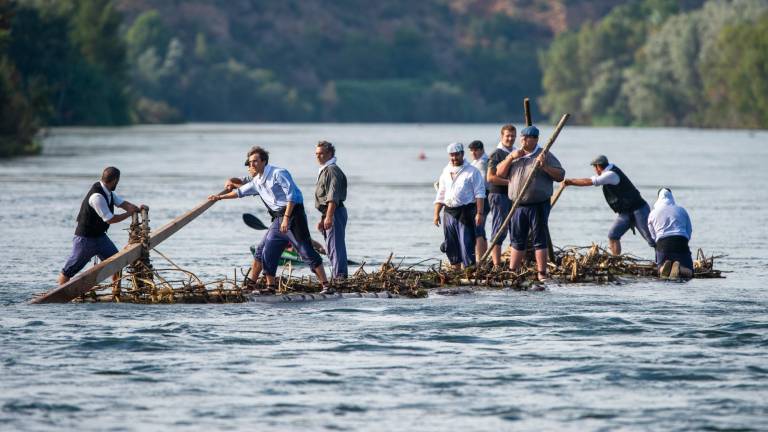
[1,0,767,157]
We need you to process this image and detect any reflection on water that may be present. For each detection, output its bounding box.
[0,124,767,430]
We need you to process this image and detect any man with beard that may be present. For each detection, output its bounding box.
[58,167,141,285]
[433,142,486,269]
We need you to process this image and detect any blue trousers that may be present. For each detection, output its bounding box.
[488,193,512,246]
[61,234,119,278]
[443,210,476,267]
[608,203,656,247]
[255,210,323,277]
[322,207,348,279]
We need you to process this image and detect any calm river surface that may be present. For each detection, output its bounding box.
[1,124,767,431]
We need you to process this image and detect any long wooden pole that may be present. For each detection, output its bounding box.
[524,97,532,127]
[479,113,570,265]
[31,190,228,304]
[550,182,566,207]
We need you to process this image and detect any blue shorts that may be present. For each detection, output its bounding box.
[61,234,119,278]
[488,193,511,246]
[510,202,551,251]
[608,203,655,247]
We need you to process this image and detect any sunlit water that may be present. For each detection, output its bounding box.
[1,124,767,431]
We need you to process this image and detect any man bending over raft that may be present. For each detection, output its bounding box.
[433,142,486,269]
[495,126,565,281]
[563,155,655,255]
[209,146,330,293]
[58,167,141,285]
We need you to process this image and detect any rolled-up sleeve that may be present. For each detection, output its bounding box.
[591,171,619,186]
[88,193,114,222]
[472,169,486,199]
[236,180,259,198]
[276,171,297,203]
[434,173,446,204]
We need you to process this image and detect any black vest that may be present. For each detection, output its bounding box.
[602,165,646,214]
[75,182,114,237]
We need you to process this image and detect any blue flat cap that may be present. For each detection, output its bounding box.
[521,126,539,137]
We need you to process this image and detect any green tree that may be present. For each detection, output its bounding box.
[702,12,768,128]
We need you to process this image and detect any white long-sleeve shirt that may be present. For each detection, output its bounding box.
[434,161,486,208]
[88,181,124,222]
[237,164,304,211]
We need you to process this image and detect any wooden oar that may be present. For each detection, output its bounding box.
[31,189,228,304]
[550,182,566,207]
[479,113,570,265]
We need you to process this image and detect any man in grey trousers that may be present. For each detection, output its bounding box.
[315,140,349,279]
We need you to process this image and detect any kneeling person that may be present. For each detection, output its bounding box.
[648,188,693,279]
[58,167,140,285]
[433,142,486,269]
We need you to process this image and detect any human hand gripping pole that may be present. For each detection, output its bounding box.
[478,113,571,265]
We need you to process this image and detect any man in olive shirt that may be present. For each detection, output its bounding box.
[496,126,565,280]
[315,140,348,279]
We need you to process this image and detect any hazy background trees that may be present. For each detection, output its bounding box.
[2,0,767,157]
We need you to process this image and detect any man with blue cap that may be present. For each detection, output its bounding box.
[496,125,565,280]
[563,155,655,255]
[434,142,486,269]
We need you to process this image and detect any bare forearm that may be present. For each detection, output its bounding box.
[564,177,591,186]
[544,166,565,183]
[324,201,337,220]
[285,201,295,218]
[475,198,484,215]
[107,212,132,224]
[487,170,509,186]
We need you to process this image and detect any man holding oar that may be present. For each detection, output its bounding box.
[486,124,517,267]
[210,146,330,293]
[57,167,141,286]
[434,142,486,269]
[563,155,655,255]
[314,140,348,280]
[495,126,564,281]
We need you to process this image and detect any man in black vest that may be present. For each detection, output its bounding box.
[57,167,140,285]
[563,155,655,255]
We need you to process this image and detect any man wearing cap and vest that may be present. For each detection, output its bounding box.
[434,142,486,269]
[495,126,565,281]
[57,167,141,285]
[563,155,655,255]
[467,140,490,260]
[314,140,348,280]
[486,124,517,267]
[210,146,330,293]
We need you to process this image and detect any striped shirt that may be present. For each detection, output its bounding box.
[237,164,304,211]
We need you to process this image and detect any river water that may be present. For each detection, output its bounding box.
[1,124,766,431]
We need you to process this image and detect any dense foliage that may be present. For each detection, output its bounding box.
[2,0,767,157]
[540,0,768,128]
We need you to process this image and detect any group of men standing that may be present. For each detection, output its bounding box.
[434,124,695,280]
[59,128,695,289]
